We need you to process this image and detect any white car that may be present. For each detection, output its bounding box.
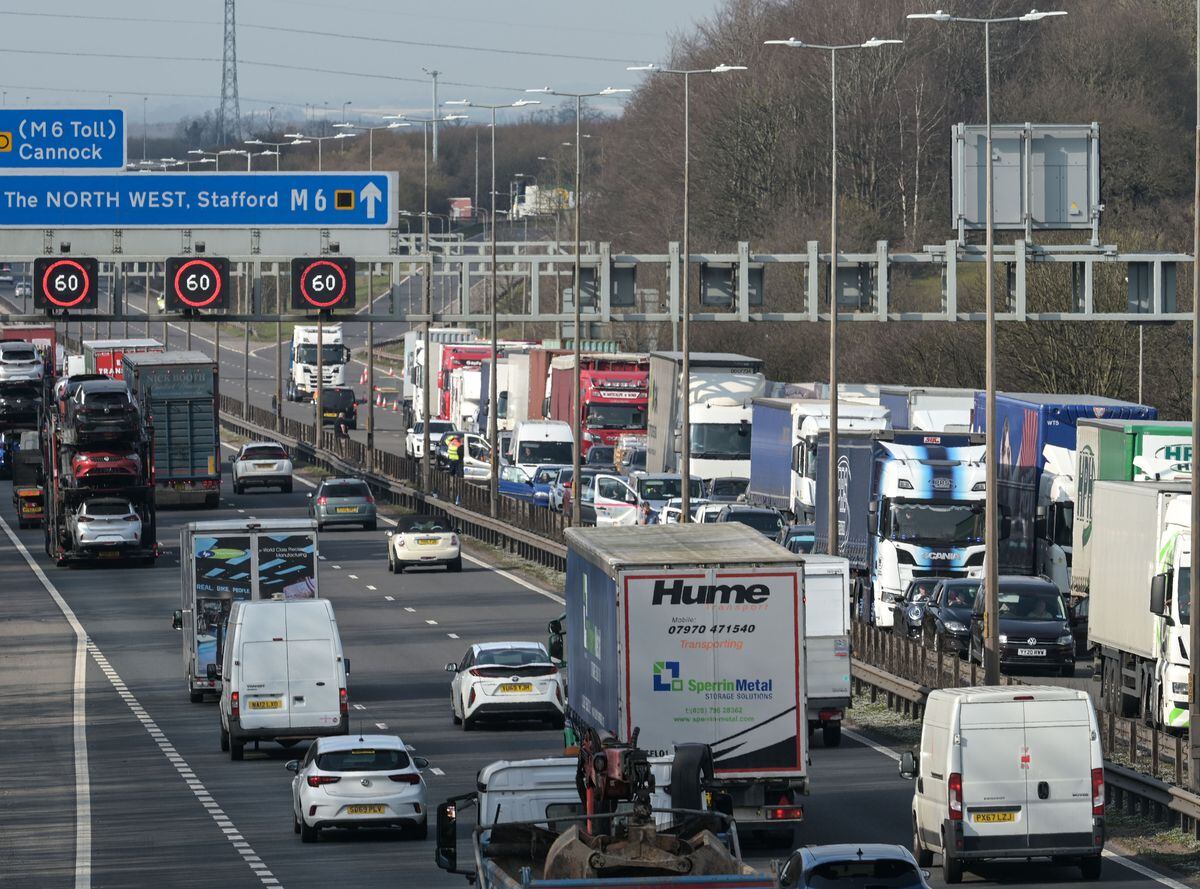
[14,282,31,298]
[405,420,456,459]
[386,514,461,573]
[232,441,294,494]
[287,734,429,843]
[0,341,44,383]
[445,641,564,732]
[68,498,142,550]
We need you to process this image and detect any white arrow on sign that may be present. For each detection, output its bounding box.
[359,181,382,220]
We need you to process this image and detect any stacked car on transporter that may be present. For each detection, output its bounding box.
[42,376,156,565]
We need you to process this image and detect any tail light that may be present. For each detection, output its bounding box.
[948,772,963,820]
[339,688,348,716]
[450,535,459,547]
[317,496,328,506]
[123,514,139,522]
[388,773,421,784]
[1091,768,1105,815]
[231,691,240,719]
[76,516,93,523]
[366,493,375,504]
[307,775,341,787]
[395,535,406,548]
[555,683,563,703]
[468,687,477,707]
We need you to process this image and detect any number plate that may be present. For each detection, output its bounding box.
[1017,647,1046,657]
[972,811,1016,823]
[248,699,282,710]
[254,462,275,469]
[498,683,534,694]
[336,506,358,513]
[98,550,120,559]
[417,537,439,546]
[345,804,386,815]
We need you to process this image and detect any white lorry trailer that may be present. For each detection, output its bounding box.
[802,555,852,747]
[1084,481,1191,729]
[565,523,808,832]
[172,518,320,702]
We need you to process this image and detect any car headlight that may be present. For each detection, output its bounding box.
[944,620,967,633]
[906,606,922,622]
[998,634,1008,644]
[1057,633,1074,645]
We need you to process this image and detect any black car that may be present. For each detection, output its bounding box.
[969,576,1076,676]
[0,383,42,426]
[714,504,784,538]
[585,445,616,468]
[66,380,140,442]
[891,578,941,638]
[920,578,981,656]
[778,523,816,554]
[707,476,749,503]
[317,387,358,428]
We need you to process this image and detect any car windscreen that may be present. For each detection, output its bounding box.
[0,385,40,401]
[625,449,647,468]
[533,466,561,484]
[243,446,288,461]
[905,579,940,603]
[84,391,129,407]
[638,478,703,501]
[84,501,131,517]
[429,421,455,434]
[998,589,1066,621]
[941,582,981,609]
[804,859,925,888]
[710,477,748,498]
[322,483,368,498]
[786,533,816,553]
[727,511,782,535]
[315,747,411,772]
[399,517,450,534]
[2,347,36,361]
[586,446,615,464]
[475,648,547,667]
[518,441,572,465]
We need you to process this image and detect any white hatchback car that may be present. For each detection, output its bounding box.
[405,420,456,459]
[445,641,564,732]
[0,341,44,383]
[387,513,461,573]
[287,734,429,843]
[68,498,142,550]
[232,441,294,494]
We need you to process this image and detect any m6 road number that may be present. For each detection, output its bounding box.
[290,189,333,212]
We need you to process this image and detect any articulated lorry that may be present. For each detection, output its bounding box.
[124,351,220,508]
[173,518,320,702]
[815,431,987,627]
[83,338,163,380]
[566,523,808,832]
[747,397,890,521]
[287,324,349,401]
[971,392,1156,592]
[872,385,975,432]
[1070,419,1191,597]
[547,353,649,456]
[646,352,765,480]
[1081,482,1191,729]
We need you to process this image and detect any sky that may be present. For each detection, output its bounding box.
[0,0,726,132]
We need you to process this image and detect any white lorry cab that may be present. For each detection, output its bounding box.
[900,686,1105,884]
[215,598,349,761]
[287,324,350,401]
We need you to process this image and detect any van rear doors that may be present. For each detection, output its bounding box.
[284,603,341,729]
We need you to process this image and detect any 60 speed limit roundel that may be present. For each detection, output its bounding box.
[166,256,230,311]
[290,257,356,311]
[34,256,99,310]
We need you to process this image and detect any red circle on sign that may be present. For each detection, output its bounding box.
[173,258,223,309]
[299,260,347,309]
[41,259,91,308]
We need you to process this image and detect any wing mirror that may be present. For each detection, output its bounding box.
[171,609,183,630]
[206,663,220,681]
[413,756,430,770]
[899,750,917,780]
[445,662,459,673]
[285,760,301,774]
[435,801,460,873]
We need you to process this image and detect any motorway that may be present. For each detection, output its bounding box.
[0,437,1185,888]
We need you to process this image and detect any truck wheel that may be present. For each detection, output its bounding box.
[1079,855,1102,881]
[190,690,205,704]
[822,722,842,748]
[230,739,244,761]
[942,849,963,884]
[220,725,230,752]
[300,820,319,844]
[913,819,933,867]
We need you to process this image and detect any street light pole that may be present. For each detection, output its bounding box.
[1191,0,1200,792]
[445,99,541,517]
[765,36,901,561]
[910,7,1066,685]
[526,85,630,526]
[628,63,746,522]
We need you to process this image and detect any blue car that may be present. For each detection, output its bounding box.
[498,464,562,508]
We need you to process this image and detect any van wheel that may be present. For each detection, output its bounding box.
[300,820,319,844]
[822,723,842,747]
[1080,855,1102,881]
[220,725,230,752]
[230,739,244,761]
[942,849,963,884]
[913,819,933,867]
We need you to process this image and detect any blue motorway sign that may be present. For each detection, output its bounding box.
[0,171,398,228]
[0,109,125,169]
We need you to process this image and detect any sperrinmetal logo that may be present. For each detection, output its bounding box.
[653,660,682,691]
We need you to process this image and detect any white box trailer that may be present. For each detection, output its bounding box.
[565,522,808,829]
[174,518,321,702]
[802,555,852,747]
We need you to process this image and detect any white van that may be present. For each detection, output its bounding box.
[214,599,349,761]
[509,420,573,476]
[900,686,1105,883]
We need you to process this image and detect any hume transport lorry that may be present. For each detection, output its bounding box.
[815,430,987,627]
[173,518,320,702]
[124,351,220,507]
[565,523,809,832]
[1078,482,1191,729]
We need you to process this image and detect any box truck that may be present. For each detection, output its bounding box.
[566,523,808,829]
[173,518,320,702]
[1083,481,1191,729]
[83,338,164,380]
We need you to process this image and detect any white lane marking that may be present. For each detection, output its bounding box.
[845,728,1186,888]
[0,514,92,888]
[430,767,446,776]
[404,606,416,613]
[332,565,341,570]
[425,619,438,625]
[447,632,459,639]
[352,704,366,711]
[366,584,377,590]
[0,515,283,888]
[384,595,395,602]
[347,574,358,579]
[375,722,388,730]
[461,551,564,605]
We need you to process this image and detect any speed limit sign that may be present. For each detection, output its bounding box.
[34,256,99,311]
[165,257,230,311]
[290,257,356,311]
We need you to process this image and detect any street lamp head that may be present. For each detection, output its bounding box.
[441,114,468,122]
[1020,8,1067,21]
[385,122,410,129]
[597,87,630,96]
[764,38,805,47]
[525,87,553,94]
[245,138,264,146]
[187,149,206,156]
[710,64,747,73]
[861,37,903,48]
[626,64,659,72]
[288,138,311,146]
[511,99,541,107]
[907,10,953,21]
[443,99,471,107]
[332,122,354,129]
[195,157,215,165]
[333,132,357,139]
[381,114,405,121]
[283,132,306,139]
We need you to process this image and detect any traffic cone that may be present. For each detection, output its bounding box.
[386,365,395,377]
[391,399,400,412]
[359,367,368,385]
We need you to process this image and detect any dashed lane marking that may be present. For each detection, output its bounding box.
[447,633,459,639]
[404,607,416,613]
[347,574,358,579]
[384,595,395,602]
[352,704,367,711]
[375,722,387,730]
[430,767,445,776]
[425,619,438,625]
